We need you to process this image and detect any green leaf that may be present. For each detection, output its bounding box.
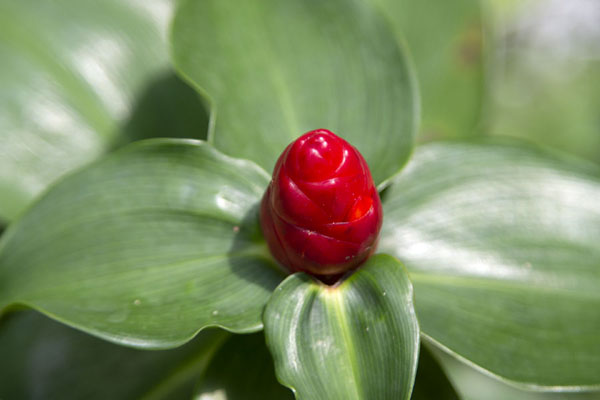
[0,0,208,222]
[373,0,485,141]
[428,344,600,400]
[264,254,420,400]
[379,141,600,388]
[171,0,417,186]
[0,139,284,348]
[411,345,459,400]
[195,333,294,400]
[0,310,228,400]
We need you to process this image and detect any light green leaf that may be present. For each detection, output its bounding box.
[171,0,417,186]
[0,310,228,400]
[0,0,207,222]
[264,254,419,400]
[411,345,459,400]
[379,141,600,388]
[0,139,284,348]
[194,333,294,400]
[428,343,600,400]
[373,0,486,141]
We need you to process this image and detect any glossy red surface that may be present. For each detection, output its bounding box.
[260,129,383,280]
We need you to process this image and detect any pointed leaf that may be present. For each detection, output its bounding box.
[195,333,294,400]
[0,311,228,399]
[0,139,284,348]
[264,254,419,400]
[0,0,207,222]
[171,0,417,185]
[380,141,600,388]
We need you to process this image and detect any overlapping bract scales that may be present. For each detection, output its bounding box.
[260,129,382,278]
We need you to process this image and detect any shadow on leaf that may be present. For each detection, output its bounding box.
[114,71,210,148]
[227,203,287,296]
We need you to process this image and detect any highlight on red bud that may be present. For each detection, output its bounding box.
[260,129,383,282]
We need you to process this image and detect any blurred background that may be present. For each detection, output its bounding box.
[0,0,598,398]
[484,0,600,164]
[413,0,600,168]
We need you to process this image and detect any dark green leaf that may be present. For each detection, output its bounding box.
[411,345,459,400]
[171,0,417,186]
[0,310,228,400]
[264,254,419,400]
[115,71,209,148]
[380,141,600,388]
[195,333,294,400]
[0,140,284,348]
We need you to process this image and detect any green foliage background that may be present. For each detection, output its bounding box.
[1,0,599,398]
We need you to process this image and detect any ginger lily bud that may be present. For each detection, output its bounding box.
[260,129,383,281]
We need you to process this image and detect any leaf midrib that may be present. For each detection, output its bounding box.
[409,271,600,300]
[0,206,251,254]
[329,288,363,399]
[1,244,274,306]
[247,0,300,140]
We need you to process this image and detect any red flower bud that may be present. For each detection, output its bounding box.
[260,129,383,281]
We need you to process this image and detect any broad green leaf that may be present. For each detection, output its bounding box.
[373,0,485,141]
[379,141,600,388]
[411,345,459,400]
[0,0,207,222]
[0,139,284,348]
[264,254,419,400]
[171,0,417,186]
[485,0,600,164]
[194,333,294,400]
[0,310,228,400]
[428,343,600,400]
